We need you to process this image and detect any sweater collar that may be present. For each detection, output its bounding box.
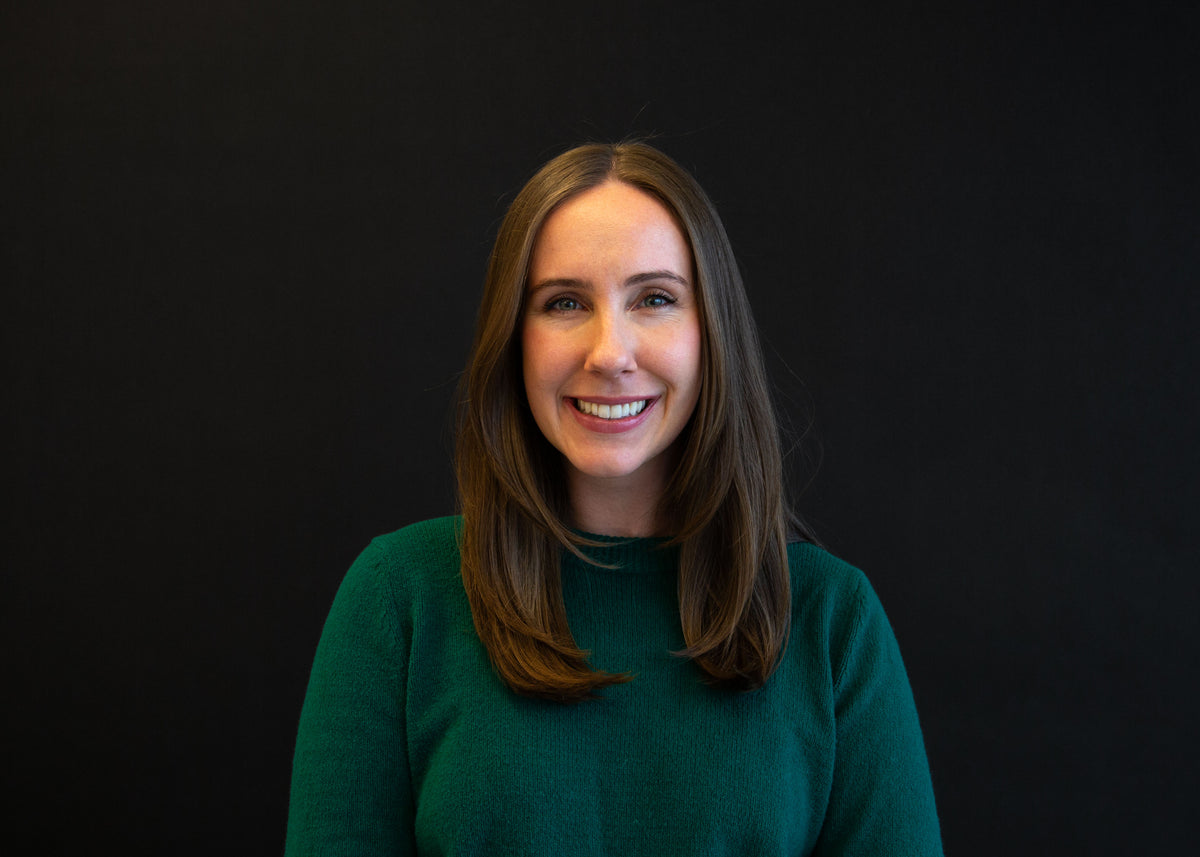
[562,531,679,576]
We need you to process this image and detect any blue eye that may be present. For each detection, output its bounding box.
[546,296,580,312]
[642,292,675,308]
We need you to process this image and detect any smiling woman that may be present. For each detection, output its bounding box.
[286,142,944,856]
[521,180,702,534]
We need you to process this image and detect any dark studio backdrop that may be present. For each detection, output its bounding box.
[4,1,1197,853]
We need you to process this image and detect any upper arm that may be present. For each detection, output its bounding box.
[813,574,943,856]
[286,542,415,857]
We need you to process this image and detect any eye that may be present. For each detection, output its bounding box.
[641,291,676,309]
[545,295,581,312]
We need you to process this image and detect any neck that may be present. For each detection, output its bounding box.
[564,461,673,538]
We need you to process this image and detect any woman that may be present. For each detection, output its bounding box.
[287,142,943,855]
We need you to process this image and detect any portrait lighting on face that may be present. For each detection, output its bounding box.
[521,180,702,530]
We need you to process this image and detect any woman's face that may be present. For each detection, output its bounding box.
[521,180,702,497]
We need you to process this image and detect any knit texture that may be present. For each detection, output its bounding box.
[286,516,942,856]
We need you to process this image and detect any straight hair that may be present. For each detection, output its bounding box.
[455,141,815,702]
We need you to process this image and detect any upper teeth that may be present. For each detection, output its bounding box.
[576,399,647,419]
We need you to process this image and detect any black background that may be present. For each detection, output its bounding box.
[4,1,1198,853]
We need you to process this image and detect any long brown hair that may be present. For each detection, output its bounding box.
[455,141,814,702]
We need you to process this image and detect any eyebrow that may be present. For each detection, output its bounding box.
[528,270,691,294]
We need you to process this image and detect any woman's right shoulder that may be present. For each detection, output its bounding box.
[338,515,465,611]
[362,515,463,567]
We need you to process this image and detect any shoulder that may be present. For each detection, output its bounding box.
[361,515,463,574]
[336,516,465,623]
[785,541,897,682]
[786,540,874,614]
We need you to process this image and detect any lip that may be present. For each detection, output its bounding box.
[566,396,658,434]
[570,395,653,405]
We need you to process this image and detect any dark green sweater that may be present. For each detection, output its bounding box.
[287,516,942,855]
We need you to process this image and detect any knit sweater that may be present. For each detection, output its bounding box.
[286,516,942,856]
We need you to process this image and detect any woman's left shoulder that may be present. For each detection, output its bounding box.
[784,540,893,640]
[786,540,872,599]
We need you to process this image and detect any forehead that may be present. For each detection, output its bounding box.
[530,181,693,280]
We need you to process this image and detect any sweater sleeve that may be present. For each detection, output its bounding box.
[812,572,943,857]
[286,540,415,857]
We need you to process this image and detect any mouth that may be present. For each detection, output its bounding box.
[573,398,649,420]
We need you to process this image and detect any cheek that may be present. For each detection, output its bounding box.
[661,319,703,394]
[520,322,536,384]
[521,324,547,386]
[521,324,569,404]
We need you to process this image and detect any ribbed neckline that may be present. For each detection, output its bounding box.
[563,531,679,576]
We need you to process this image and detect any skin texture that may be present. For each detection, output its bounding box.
[521,180,702,537]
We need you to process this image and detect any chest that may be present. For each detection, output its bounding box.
[402,573,835,856]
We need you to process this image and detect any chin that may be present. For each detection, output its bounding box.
[564,448,666,483]
[569,461,644,481]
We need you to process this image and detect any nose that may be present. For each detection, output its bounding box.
[583,310,637,376]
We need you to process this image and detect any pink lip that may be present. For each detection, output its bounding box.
[569,395,653,405]
[566,396,658,434]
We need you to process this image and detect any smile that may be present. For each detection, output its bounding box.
[574,399,648,420]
